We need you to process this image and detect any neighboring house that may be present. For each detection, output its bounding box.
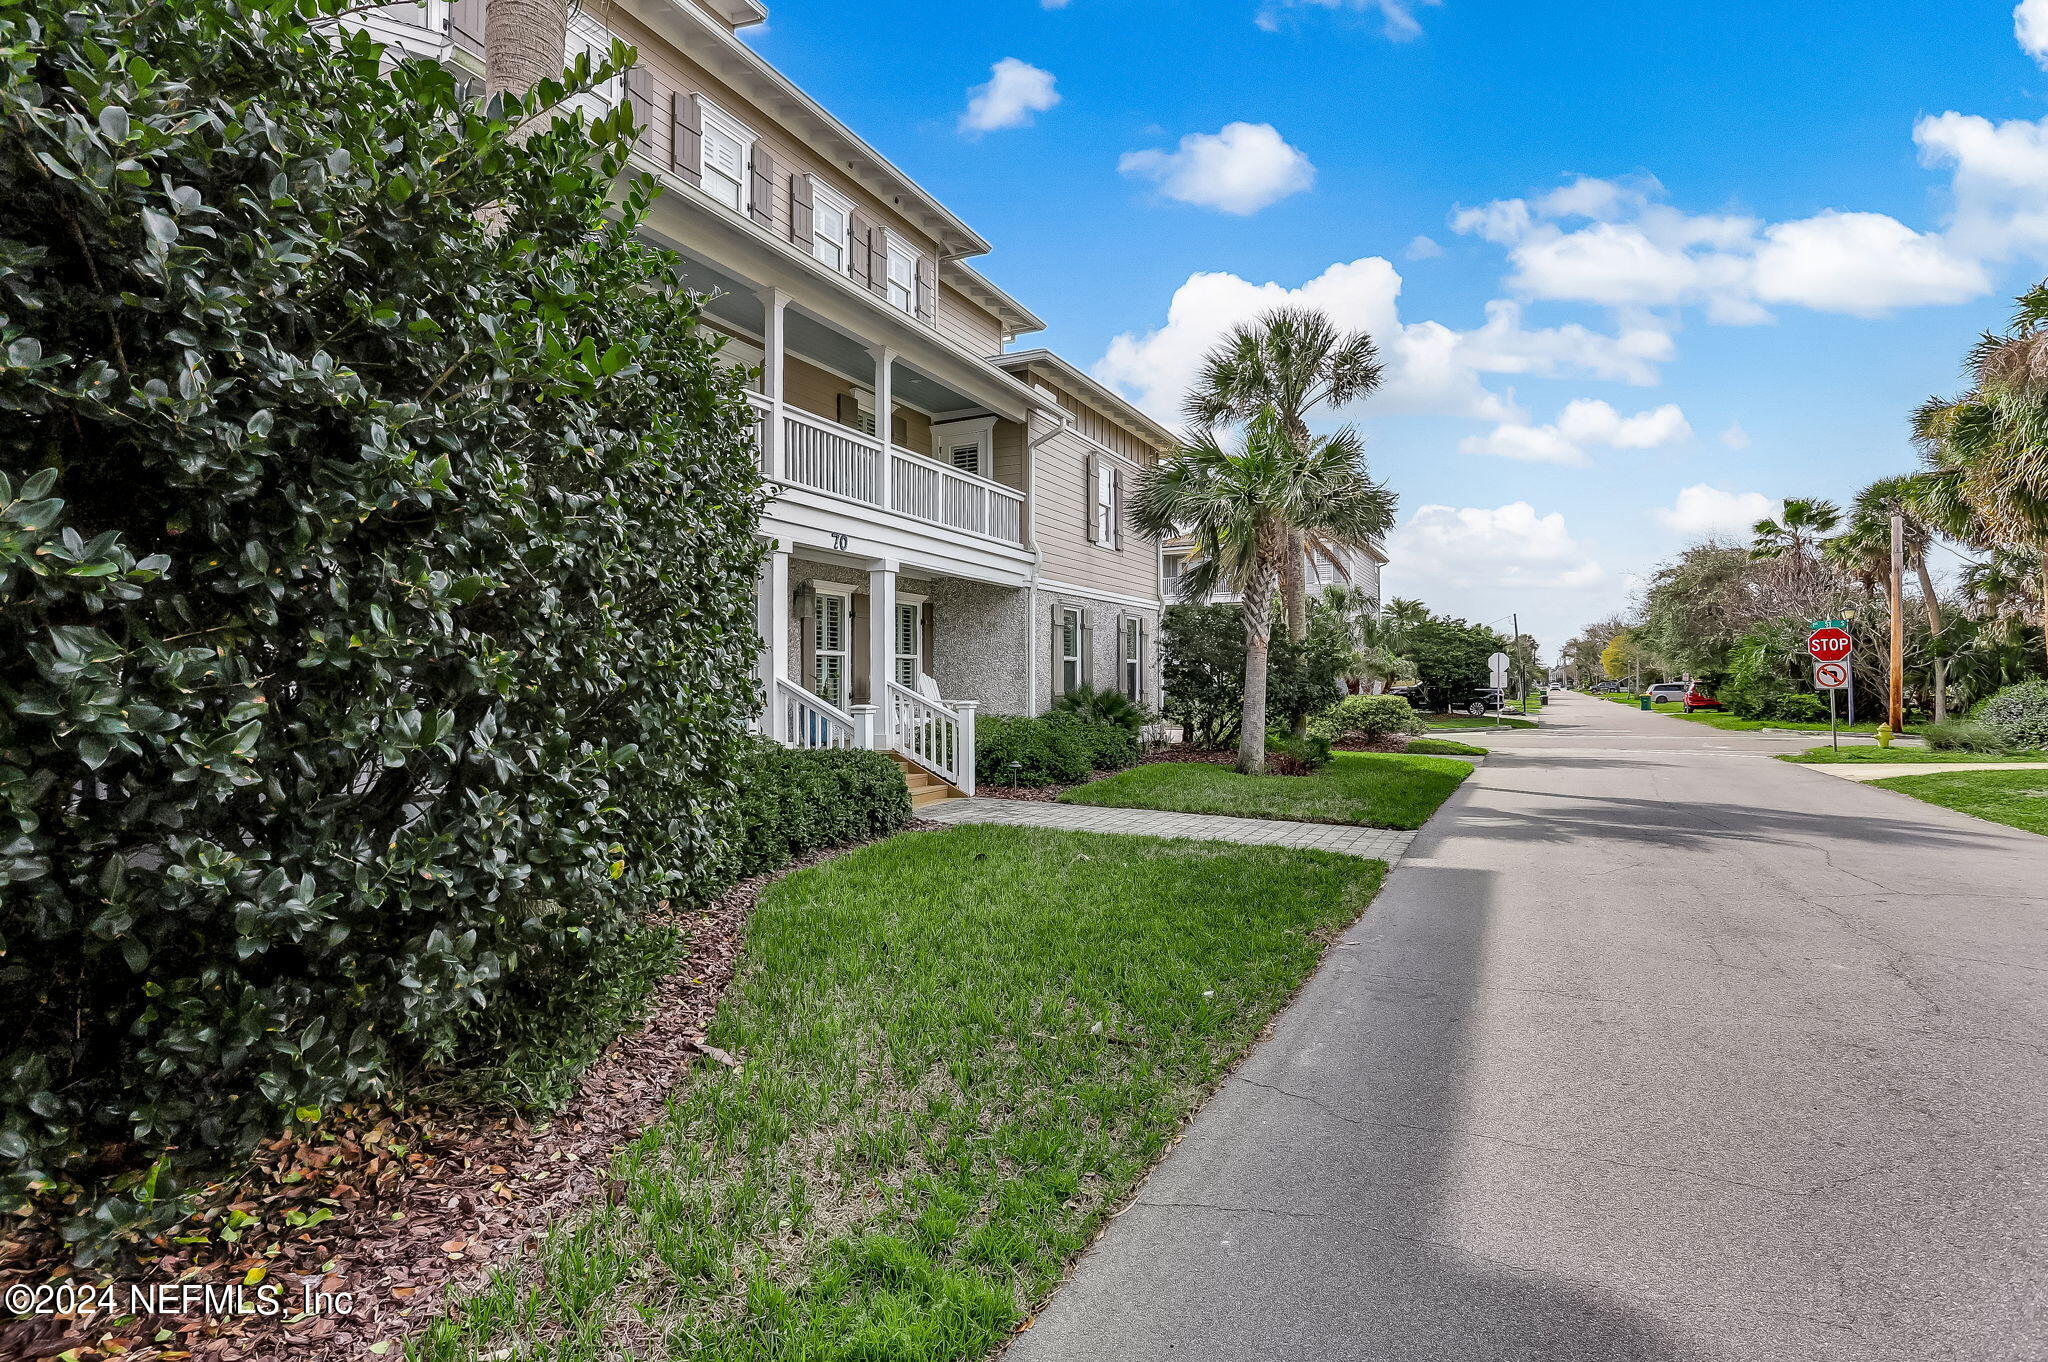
[365,0,1175,798]
[1161,536,1387,610]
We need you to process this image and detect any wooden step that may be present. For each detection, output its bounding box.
[885,751,961,807]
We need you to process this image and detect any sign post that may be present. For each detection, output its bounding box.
[1487,651,1510,726]
[1810,622,1859,749]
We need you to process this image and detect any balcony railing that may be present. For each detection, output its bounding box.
[754,401,1026,547]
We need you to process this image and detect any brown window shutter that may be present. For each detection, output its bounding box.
[915,253,937,326]
[890,412,908,446]
[670,92,702,185]
[1084,453,1100,544]
[921,601,934,677]
[748,149,774,228]
[790,173,815,245]
[836,392,859,427]
[623,67,652,149]
[448,0,482,54]
[866,229,887,297]
[848,212,873,287]
[1080,609,1095,689]
[1111,466,1125,551]
[1051,603,1068,698]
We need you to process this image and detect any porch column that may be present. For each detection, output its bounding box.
[758,287,788,481]
[867,560,897,749]
[869,343,894,510]
[757,539,790,740]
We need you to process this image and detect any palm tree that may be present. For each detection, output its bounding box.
[486,0,572,104]
[1134,408,1395,774]
[1750,497,1843,608]
[1183,306,1386,652]
[1827,475,1958,720]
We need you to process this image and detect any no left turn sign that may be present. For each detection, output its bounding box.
[1815,660,1850,690]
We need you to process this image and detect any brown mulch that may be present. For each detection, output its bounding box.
[974,783,1070,801]
[0,822,939,1362]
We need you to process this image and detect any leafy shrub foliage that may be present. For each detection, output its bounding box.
[1921,719,2010,753]
[0,0,763,1249]
[1160,604,1350,746]
[1263,734,1332,775]
[1309,695,1426,745]
[1971,680,2048,749]
[1050,685,1150,733]
[975,713,1138,788]
[722,745,912,880]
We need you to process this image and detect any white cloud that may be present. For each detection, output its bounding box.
[2019,0,2048,66]
[1915,110,2048,263]
[1651,484,1780,539]
[1094,258,1675,426]
[957,59,1059,136]
[1042,0,1071,7]
[1256,0,1441,40]
[1454,174,1988,321]
[1719,421,1751,449]
[1386,502,1604,591]
[1118,123,1315,215]
[1460,399,1691,467]
[1404,234,1443,260]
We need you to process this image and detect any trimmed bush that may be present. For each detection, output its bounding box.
[1972,680,2048,749]
[1048,710,1142,772]
[1051,685,1150,733]
[723,745,912,880]
[1922,719,2010,753]
[1310,694,1427,744]
[0,0,762,1249]
[976,713,1138,788]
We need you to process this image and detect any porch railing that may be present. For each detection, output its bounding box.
[745,391,772,472]
[890,452,1025,545]
[775,676,857,751]
[886,681,977,795]
[782,406,880,504]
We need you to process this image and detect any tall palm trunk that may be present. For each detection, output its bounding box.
[1913,557,1947,723]
[485,0,570,104]
[2040,552,2048,678]
[1237,554,1278,775]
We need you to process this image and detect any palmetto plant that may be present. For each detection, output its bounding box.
[1184,306,1387,653]
[1134,408,1394,773]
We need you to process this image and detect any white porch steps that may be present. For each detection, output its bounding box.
[886,751,962,809]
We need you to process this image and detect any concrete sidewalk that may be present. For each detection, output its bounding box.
[923,796,1417,862]
[1007,691,2048,1362]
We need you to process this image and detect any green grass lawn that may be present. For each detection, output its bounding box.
[1781,747,2046,765]
[1426,713,1536,730]
[412,826,1384,1362]
[1406,737,1488,756]
[1059,751,1472,829]
[1868,769,2048,835]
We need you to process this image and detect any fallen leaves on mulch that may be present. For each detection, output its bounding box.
[0,822,939,1362]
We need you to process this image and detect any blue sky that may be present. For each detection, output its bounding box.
[744,0,2048,651]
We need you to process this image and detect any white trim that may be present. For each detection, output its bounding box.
[695,94,756,216]
[808,583,853,710]
[808,179,854,275]
[882,230,918,316]
[1035,579,1164,610]
[1057,605,1084,695]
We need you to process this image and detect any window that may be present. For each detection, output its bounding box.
[1059,607,1083,694]
[948,443,981,476]
[811,183,851,273]
[1122,617,1143,702]
[1094,460,1117,547]
[884,237,916,314]
[893,600,922,689]
[565,16,622,107]
[698,102,753,214]
[812,589,849,708]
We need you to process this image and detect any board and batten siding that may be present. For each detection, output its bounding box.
[935,283,1006,360]
[1031,424,1159,601]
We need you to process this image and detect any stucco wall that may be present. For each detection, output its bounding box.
[1032,588,1162,718]
[926,578,1031,716]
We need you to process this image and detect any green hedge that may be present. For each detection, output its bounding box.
[1309,694,1426,743]
[976,713,1140,788]
[723,745,912,879]
[0,0,763,1251]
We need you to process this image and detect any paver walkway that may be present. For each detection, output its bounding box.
[923,796,1416,862]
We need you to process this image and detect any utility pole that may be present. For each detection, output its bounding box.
[1889,512,1905,733]
[1512,611,1522,715]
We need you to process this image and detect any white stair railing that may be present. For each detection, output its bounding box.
[775,676,857,751]
[885,681,977,795]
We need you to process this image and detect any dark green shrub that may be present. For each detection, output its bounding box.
[1310,694,1426,744]
[975,714,1128,787]
[0,0,762,1250]
[1047,710,1142,772]
[1161,603,1350,746]
[1051,685,1150,733]
[722,744,911,879]
[1264,734,1332,775]
[1768,693,1833,724]
[1972,680,2048,749]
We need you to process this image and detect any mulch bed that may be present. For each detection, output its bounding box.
[0,823,939,1362]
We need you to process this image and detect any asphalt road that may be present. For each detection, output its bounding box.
[1007,692,2048,1362]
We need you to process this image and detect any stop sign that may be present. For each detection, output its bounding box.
[1807,627,1854,662]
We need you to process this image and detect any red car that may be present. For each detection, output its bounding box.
[1683,687,1724,713]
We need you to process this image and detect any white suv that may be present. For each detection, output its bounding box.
[1645,682,1690,705]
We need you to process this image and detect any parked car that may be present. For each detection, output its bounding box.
[1645,682,1690,706]
[1682,686,1725,713]
[1451,687,1507,716]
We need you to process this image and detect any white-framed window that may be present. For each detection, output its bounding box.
[849,388,878,438]
[1060,607,1083,694]
[811,587,851,708]
[699,101,754,214]
[893,597,924,689]
[884,235,917,314]
[810,182,852,274]
[1122,617,1144,702]
[1094,460,1117,547]
[948,443,982,476]
[933,416,995,479]
[565,15,623,108]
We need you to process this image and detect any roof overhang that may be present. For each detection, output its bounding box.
[993,349,1178,453]
[940,261,1044,339]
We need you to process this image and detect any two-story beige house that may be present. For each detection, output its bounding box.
[365,0,1176,800]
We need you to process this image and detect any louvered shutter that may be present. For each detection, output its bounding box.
[915,253,937,325]
[1051,603,1068,698]
[790,174,814,246]
[448,0,483,54]
[623,67,652,150]
[1080,609,1095,689]
[865,230,887,297]
[748,149,774,227]
[1110,466,1124,551]
[670,92,702,184]
[1084,454,1100,544]
[848,211,873,287]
